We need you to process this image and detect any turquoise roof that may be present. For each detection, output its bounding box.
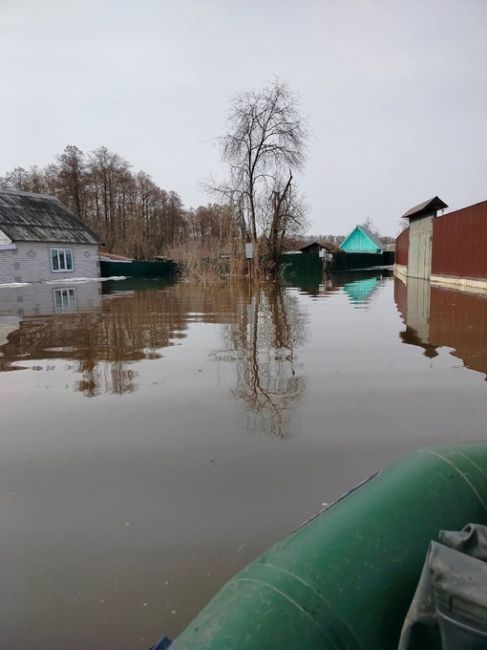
[339,225,383,254]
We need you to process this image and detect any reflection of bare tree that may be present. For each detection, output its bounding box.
[0,284,235,396]
[216,283,306,438]
[0,282,307,413]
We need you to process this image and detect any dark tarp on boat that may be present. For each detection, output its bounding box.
[399,523,487,649]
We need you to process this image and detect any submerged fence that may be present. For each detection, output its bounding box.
[396,200,487,281]
[100,260,179,278]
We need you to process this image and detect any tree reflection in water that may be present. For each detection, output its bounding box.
[0,285,192,396]
[0,281,307,433]
[215,283,306,438]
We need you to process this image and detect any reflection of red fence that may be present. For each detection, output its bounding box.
[432,201,487,280]
[393,276,407,320]
[395,228,409,267]
[394,276,487,376]
[429,286,487,375]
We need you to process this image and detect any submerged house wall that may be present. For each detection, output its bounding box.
[0,242,100,284]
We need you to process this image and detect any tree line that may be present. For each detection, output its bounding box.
[0,145,236,260]
[3,80,395,277]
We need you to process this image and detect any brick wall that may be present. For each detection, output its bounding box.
[0,242,100,284]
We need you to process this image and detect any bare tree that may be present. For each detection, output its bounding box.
[0,145,239,263]
[57,145,87,219]
[217,79,307,278]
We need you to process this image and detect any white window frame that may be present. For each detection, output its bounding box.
[53,287,77,312]
[50,247,74,272]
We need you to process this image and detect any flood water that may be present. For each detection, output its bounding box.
[1,272,486,649]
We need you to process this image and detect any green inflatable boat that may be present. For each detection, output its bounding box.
[171,443,487,649]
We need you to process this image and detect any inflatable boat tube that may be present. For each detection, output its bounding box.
[171,443,487,649]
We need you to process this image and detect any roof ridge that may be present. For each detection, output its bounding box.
[0,188,58,200]
[357,224,383,245]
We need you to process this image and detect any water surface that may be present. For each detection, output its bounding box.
[1,273,486,649]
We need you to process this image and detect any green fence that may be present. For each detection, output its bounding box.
[100,260,178,279]
[279,251,394,279]
[279,253,323,280]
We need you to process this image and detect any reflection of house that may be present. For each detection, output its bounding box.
[340,226,383,254]
[0,281,102,318]
[0,282,225,394]
[342,276,381,304]
[394,277,487,376]
[0,189,102,284]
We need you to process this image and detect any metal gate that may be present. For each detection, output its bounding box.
[408,216,433,279]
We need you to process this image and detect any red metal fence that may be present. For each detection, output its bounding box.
[396,200,487,280]
[395,227,409,266]
[431,201,487,279]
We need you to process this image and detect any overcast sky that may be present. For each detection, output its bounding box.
[1,0,486,235]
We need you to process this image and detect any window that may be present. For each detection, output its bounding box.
[54,288,77,312]
[50,248,73,272]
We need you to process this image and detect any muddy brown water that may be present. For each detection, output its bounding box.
[1,273,486,649]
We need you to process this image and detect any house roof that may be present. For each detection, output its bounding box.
[0,189,102,245]
[357,225,383,251]
[298,240,338,253]
[401,196,448,220]
[99,250,134,262]
[283,239,338,254]
[338,225,383,253]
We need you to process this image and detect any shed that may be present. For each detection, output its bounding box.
[400,196,448,280]
[401,196,448,221]
[282,240,337,255]
[339,226,383,254]
[298,240,337,255]
[0,189,102,285]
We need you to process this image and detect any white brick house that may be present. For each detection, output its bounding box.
[0,189,102,284]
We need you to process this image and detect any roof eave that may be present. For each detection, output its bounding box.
[401,196,448,219]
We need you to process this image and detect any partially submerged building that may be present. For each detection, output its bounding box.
[0,189,102,284]
[339,225,384,254]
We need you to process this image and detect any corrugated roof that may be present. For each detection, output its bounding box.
[401,196,448,219]
[0,189,102,245]
[99,250,134,262]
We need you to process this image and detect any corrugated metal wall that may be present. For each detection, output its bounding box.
[432,201,487,279]
[395,228,409,266]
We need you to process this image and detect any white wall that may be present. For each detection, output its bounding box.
[0,242,100,284]
[0,228,12,244]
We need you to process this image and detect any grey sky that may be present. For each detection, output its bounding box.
[1,0,486,236]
